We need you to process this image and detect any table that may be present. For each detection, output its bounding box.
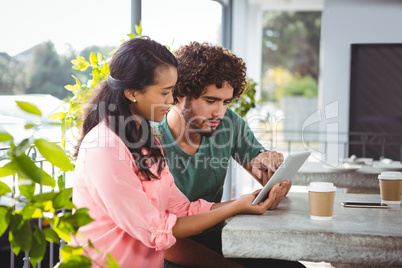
[293,161,382,193]
[222,193,402,268]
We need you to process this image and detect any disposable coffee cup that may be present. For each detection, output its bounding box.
[308,182,336,221]
[378,172,402,205]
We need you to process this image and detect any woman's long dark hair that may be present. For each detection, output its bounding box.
[74,37,177,180]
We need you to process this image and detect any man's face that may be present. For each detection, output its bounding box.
[181,81,234,137]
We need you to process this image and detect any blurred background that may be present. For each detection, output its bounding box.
[0,0,320,149]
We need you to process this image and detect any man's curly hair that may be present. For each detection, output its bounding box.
[173,41,247,103]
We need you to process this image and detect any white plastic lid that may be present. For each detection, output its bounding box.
[378,171,402,180]
[308,182,337,192]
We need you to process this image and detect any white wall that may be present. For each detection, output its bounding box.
[319,0,402,163]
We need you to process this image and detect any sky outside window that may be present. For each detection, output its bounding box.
[0,0,222,57]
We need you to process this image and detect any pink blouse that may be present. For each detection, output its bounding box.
[72,122,213,268]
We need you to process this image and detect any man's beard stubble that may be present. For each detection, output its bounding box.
[182,99,222,138]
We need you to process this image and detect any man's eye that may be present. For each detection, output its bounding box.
[206,100,215,104]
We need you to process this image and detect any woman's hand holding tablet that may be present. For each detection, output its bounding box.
[252,151,311,205]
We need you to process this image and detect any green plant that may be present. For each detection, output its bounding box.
[0,102,118,267]
[275,74,318,101]
[261,67,318,102]
[54,23,143,150]
[229,79,260,118]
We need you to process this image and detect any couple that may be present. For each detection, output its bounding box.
[72,37,304,268]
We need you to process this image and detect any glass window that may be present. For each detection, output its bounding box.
[0,0,130,57]
[142,0,222,50]
[0,0,131,99]
[260,11,321,149]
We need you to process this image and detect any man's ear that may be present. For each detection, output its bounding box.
[124,89,136,103]
[176,96,184,104]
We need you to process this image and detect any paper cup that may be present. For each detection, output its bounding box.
[378,172,402,205]
[308,182,336,220]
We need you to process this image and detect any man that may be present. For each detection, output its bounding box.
[157,42,304,268]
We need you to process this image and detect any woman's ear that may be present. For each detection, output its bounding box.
[124,89,137,103]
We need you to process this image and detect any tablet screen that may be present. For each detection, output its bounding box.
[252,151,311,205]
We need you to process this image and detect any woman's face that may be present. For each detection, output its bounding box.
[127,65,177,123]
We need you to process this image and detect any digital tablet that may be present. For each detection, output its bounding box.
[252,151,311,205]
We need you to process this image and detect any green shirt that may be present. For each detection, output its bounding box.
[156,108,264,203]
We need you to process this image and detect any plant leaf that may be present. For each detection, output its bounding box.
[24,123,37,130]
[34,139,74,172]
[9,214,32,253]
[89,52,98,66]
[135,25,141,35]
[0,132,13,142]
[42,228,60,244]
[30,227,47,268]
[13,137,34,157]
[105,253,120,268]
[64,84,77,92]
[61,119,66,148]
[63,207,93,228]
[127,33,137,39]
[97,52,103,63]
[33,192,58,203]
[41,169,56,187]
[0,181,12,196]
[12,154,55,187]
[59,244,83,260]
[48,122,62,126]
[0,162,16,178]
[15,101,42,116]
[88,239,94,249]
[49,112,66,121]
[0,207,11,237]
[59,254,91,268]
[19,181,36,199]
[57,174,66,191]
[53,188,74,210]
[53,217,75,241]
[72,75,82,89]
[30,208,44,218]
[72,56,90,71]
[19,203,37,220]
[135,21,142,35]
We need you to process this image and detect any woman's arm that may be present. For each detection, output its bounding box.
[209,179,290,211]
[172,183,283,239]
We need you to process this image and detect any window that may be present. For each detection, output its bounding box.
[142,0,223,50]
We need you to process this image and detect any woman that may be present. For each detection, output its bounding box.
[72,37,283,268]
